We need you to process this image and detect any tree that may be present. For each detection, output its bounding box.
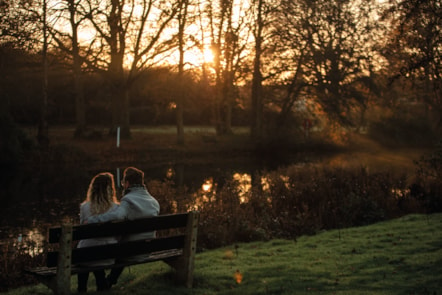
[273,0,381,132]
[1,0,51,145]
[67,0,86,137]
[38,0,49,147]
[79,0,180,138]
[175,0,190,144]
[0,0,38,49]
[382,0,442,132]
[250,0,264,142]
[46,0,90,137]
[203,0,251,135]
[250,0,276,141]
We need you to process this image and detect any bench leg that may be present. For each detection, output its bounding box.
[55,224,73,295]
[166,211,199,288]
[166,256,193,288]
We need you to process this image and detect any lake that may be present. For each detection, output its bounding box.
[0,153,288,259]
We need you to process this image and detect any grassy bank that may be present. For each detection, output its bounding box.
[20,125,433,177]
[7,213,442,295]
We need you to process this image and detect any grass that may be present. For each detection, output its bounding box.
[23,125,256,168]
[7,213,442,295]
[22,124,431,174]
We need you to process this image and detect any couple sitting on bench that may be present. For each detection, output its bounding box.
[78,166,159,292]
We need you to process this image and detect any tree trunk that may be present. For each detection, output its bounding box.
[121,87,131,139]
[38,0,49,147]
[176,0,188,145]
[251,0,264,143]
[70,0,86,138]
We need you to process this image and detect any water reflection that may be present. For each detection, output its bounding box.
[192,177,217,209]
[166,168,175,179]
[392,188,410,199]
[14,227,45,257]
[190,172,273,206]
[202,178,213,192]
[0,160,278,270]
[191,172,272,205]
[233,173,251,203]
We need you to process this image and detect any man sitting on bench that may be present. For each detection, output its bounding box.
[87,166,160,289]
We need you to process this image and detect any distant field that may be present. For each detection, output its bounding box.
[132,125,249,135]
[21,124,433,174]
[22,125,249,135]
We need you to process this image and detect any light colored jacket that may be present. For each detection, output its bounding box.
[88,186,160,241]
[87,186,160,262]
[77,202,119,266]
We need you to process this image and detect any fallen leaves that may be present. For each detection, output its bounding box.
[234,269,243,284]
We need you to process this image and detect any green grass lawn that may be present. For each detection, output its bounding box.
[7,213,442,295]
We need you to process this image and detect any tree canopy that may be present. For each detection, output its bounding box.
[1,0,440,143]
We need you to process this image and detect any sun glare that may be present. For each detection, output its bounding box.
[185,47,214,68]
[203,48,214,64]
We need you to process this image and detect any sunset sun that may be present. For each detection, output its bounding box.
[185,47,215,67]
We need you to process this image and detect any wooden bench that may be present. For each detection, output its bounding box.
[25,211,199,295]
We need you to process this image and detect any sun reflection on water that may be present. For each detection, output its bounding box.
[9,227,45,258]
[233,173,251,203]
[202,179,213,192]
[191,178,217,210]
[193,173,276,205]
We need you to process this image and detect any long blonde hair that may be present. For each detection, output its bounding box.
[85,172,118,215]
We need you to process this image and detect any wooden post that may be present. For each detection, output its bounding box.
[176,211,199,288]
[56,224,73,295]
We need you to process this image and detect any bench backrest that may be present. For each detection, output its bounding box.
[46,212,198,267]
[49,213,189,242]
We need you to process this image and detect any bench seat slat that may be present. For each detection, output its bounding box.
[47,235,185,267]
[26,249,183,277]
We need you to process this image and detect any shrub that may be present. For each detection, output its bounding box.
[412,140,442,212]
[0,114,37,205]
[191,164,430,250]
[368,113,436,147]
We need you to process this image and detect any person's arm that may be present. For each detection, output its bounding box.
[79,208,86,224]
[87,201,129,223]
[79,203,89,224]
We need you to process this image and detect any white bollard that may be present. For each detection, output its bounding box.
[116,168,120,188]
[116,126,120,148]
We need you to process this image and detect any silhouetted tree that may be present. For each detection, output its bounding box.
[176,0,190,144]
[203,0,251,135]
[275,0,381,129]
[80,0,180,138]
[382,0,442,132]
[47,0,89,137]
[250,0,264,142]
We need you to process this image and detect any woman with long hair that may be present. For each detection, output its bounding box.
[77,172,119,293]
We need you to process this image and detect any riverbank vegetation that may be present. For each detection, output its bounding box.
[1,124,441,292]
[7,213,442,294]
[1,0,440,292]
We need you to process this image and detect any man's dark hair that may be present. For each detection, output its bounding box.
[123,167,144,185]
